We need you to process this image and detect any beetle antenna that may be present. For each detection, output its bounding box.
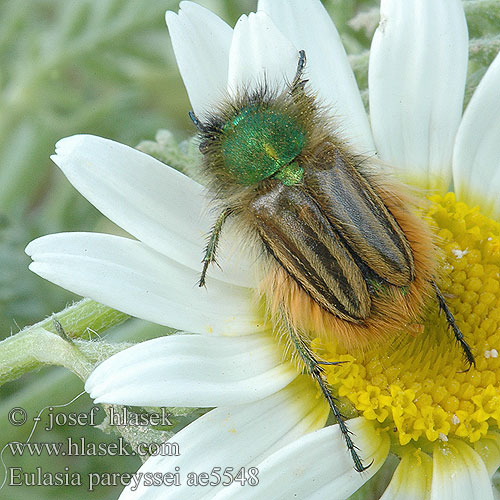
[189,111,207,133]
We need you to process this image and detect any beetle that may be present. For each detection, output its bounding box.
[189,50,474,472]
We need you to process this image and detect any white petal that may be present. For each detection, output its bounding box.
[165,2,232,117]
[369,0,468,189]
[26,232,263,336]
[453,50,500,215]
[216,418,390,500]
[119,376,329,499]
[85,333,297,407]
[380,450,432,500]
[228,11,298,96]
[51,134,253,288]
[474,433,500,477]
[258,0,374,155]
[430,439,494,500]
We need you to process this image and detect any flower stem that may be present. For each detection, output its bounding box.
[0,328,92,383]
[0,299,129,386]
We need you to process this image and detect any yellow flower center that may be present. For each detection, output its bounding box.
[313,193,500,448]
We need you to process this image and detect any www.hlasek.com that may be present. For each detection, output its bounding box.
[7,437,179,458]
[7,466,260,491]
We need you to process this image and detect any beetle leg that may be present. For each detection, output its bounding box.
[432,280,475,368]
[199,208,233,288]
[291,50,308,93]
[279,308,372,473]
[293,50,306,83]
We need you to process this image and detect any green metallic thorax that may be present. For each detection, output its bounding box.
[220,103,306,185]
[275,162,304,185]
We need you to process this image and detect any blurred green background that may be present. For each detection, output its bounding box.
[0,0,498,498]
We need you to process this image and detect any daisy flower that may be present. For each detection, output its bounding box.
[26,0,500,499]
